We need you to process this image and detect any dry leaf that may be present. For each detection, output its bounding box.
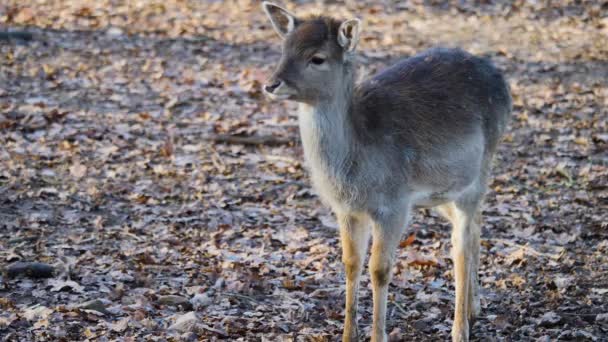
[14,8,35,24]
[399,233,416,248]
[406,250,438,267]
[69,162,87,179]
[49,279,84,293]
[112,317,130,332]
[1,1,606,341]
[23,305,53,321]
[169,312,197,332]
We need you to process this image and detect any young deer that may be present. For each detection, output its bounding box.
[261,3,511,341]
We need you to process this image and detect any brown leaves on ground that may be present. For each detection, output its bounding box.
[0,0,607,341]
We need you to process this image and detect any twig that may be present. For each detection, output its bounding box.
[210,150,226,173]
[560,313,598,317]
[203,134,294,146]
[263,154,300,164]
[197,323,228,337]
[0,31,33,42]
[487,238,564,260]
[121,231,143,241]
[222,292,261,304]
[265,293,308,318]
[262,180,310,196]
[391,300,410,317]
[308,286,343,298]
[300,254,328,269]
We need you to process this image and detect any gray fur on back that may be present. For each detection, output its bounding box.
[353,48,511,155]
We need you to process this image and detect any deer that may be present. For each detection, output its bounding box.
[261,2,511,341]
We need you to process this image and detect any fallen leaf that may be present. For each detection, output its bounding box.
[77,299,111,316]
[23,305,53,321]
[538,311,561,327]
[14,8,34,24]
[69,162,87,179]
[505,247,526,266]
[190,293,213,310]
[49,279,84,293]
[169,312,197,332]
[407,250,438,267]
[399,233,416,248]
[157,295,192,310]
[112,317,130,333]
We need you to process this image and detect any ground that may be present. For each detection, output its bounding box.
[0,0,607,341]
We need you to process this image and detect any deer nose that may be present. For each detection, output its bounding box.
[264,80,282,93]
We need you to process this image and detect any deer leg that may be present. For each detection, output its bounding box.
[468,212,482,322]
[369,207,409,342]
[338,212,371,342]
[438,198,481,342]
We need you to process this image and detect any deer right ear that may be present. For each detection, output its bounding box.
[262,2,298,39]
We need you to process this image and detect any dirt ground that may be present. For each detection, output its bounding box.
[1,0,607,341]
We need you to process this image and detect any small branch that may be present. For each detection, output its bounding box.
[487,238,564,260]
[222,292,261,304]
[197,323,228,337]
[391,300,410,317]
[0,31,34,42]
[203,134,294,146]
[308,287,343,298]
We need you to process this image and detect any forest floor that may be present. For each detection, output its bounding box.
[1,0,607,341]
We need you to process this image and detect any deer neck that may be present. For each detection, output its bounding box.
[297,65,357,178]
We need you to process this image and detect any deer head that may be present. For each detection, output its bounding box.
[262,2,361,104]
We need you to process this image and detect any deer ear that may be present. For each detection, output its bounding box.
[338,19,361,52]
[262,2,298,39]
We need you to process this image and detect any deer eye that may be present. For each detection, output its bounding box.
[310,56,326,65]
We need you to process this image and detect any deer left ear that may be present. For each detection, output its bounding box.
[338,18,361,52]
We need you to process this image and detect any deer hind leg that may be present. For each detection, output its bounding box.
[436,198,482,342]
[338,212,371,342]
[468,211,482,320]
[369,207,410,342]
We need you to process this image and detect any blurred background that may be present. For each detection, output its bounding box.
[1,1,607,341]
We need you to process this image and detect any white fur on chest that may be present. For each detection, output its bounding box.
[298,104,357,210]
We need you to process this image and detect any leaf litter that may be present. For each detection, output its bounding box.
[0,0,607,341]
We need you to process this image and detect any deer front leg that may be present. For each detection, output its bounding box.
[338,213,371,342]
[369,207,409,342]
